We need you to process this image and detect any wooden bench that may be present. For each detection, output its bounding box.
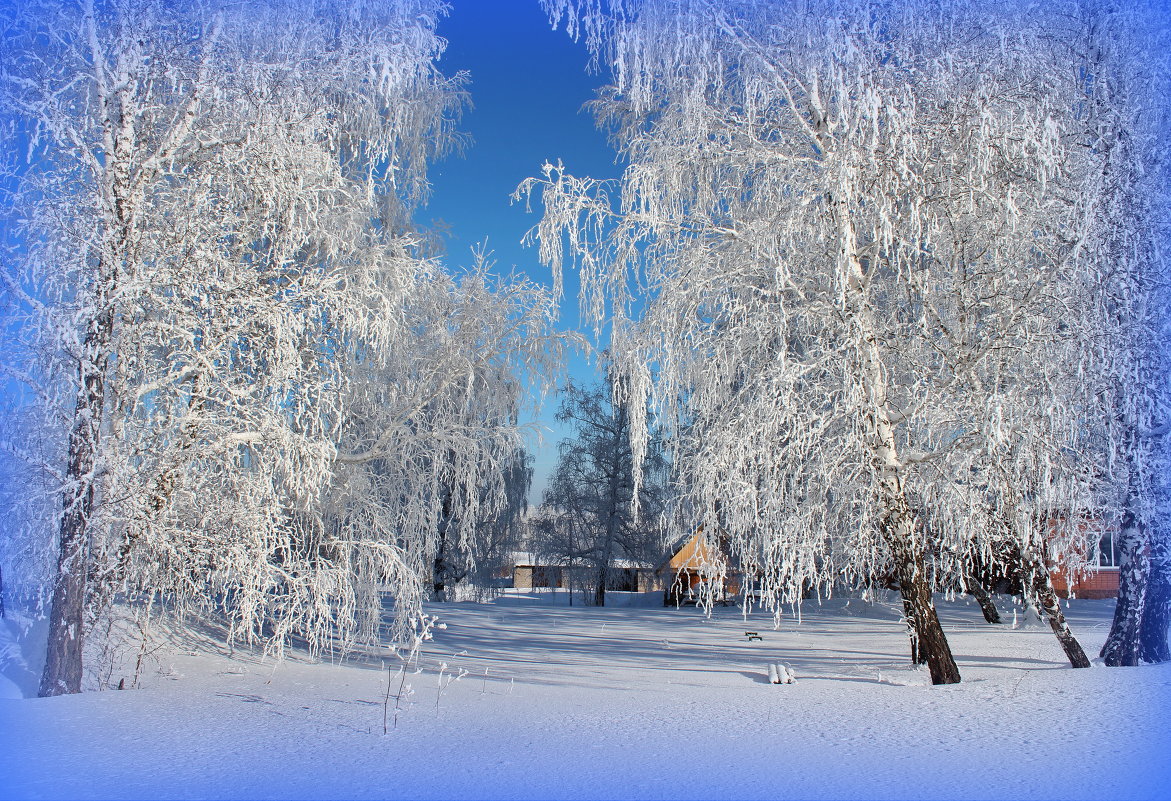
[745,631,762,641]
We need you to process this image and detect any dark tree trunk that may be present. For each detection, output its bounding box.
[1025,563,1091,669]
[431,527,449,603]
[593,567,607,607]
[990,538,1090,667]
[967,579,1002,624]
[431,551,448,603]
[899,592,925,664]
[430,480,464,604]
[885,508,960,685]
[432,516,452,603]
[876,480,959,682]
[1139,543,1170,664]
[1101,509,1149,667]
[895,558,960,684]
[39,308,113,697]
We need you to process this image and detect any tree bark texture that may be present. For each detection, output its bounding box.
[431,550,448,603]
[40,36,139,694]
[592,567,607,607]
[967,579,1002,624]
[1139,541,1170,664]
[891,541,961,684]
[1101,508,1149,667]
[1024,560,1091,669]
[39,308,113,697]
[884,499,960,684]
[995,537,1090,668]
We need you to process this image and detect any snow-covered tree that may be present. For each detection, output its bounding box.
[426,446,532,602]
[462,448,534,593]
[523,0,1123,683]
[1063,3,1171,667]
[534,376,668,605]
[329,260,551,610]
[0,0,562,695]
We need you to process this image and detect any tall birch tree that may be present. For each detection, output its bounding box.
[523,0,1112,684]
[0,0,562,695]
[1068,2,1171,667]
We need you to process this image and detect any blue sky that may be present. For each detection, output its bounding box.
[424,0,622,502]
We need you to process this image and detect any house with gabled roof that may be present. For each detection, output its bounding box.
[656,529,742,606]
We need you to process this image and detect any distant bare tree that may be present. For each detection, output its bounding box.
[535,378,668,605]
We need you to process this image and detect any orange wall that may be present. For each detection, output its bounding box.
[668,533,715,572]
[1050,568,1119,600]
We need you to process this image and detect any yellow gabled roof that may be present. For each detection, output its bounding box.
[656,528,729,574]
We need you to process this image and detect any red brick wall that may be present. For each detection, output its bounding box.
[1051,568,1119,600]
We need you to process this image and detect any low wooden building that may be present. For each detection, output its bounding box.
[656,530,741,606]
[511,563,563,590]
[611,562,662,593]
[508,552,658,592]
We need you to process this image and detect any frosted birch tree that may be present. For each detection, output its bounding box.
[1065,3,1171,667]
[522,0,1115,684]
[328,262,558,613]
[0,0,562,695]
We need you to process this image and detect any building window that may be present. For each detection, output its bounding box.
[1093,531,1121,568]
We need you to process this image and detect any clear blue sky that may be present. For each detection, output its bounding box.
[423,0,622,503]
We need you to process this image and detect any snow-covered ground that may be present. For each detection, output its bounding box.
[1,593,1168,800]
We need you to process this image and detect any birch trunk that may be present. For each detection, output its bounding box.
[1101,451,1151,667]
[1139,540,1170,663]
[967,580,1002,625]
[39,306,113,696]
[1101,510,1150,666]
[884,489,961,683]
[1019,549,1091,669]
[832,186,960,684]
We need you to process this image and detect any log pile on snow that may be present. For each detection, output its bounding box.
[767,663,796,684]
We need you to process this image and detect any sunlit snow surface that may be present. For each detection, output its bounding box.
[1,594,1168,800]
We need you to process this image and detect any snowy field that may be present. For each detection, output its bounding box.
[2,593,1169,800]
